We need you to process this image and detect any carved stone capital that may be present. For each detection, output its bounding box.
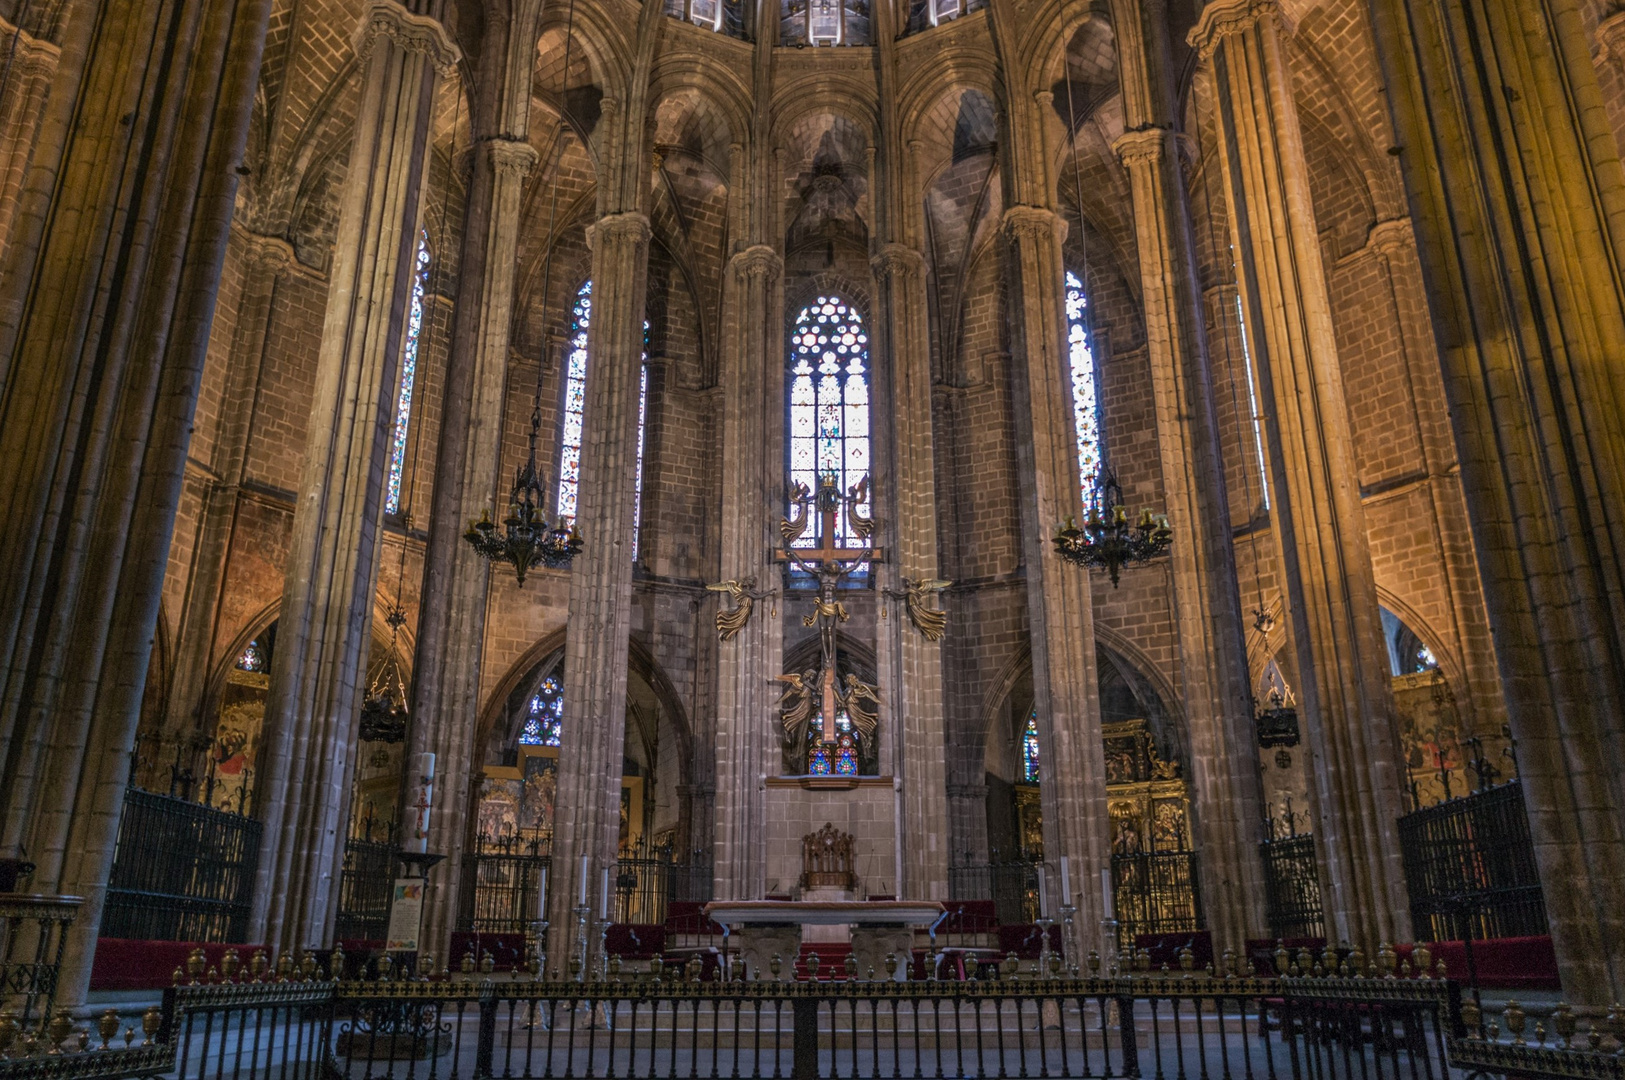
[485,137,539,180]
[1187,0,1283,60]
[354,0,461,78]
[240,230,297,274]
[1367,218,1413,259]
[730,244,782,282]
[1112,128,1168,168]
[0,16,59,76]
[584,211,651,252]
[1002,205,1069,246]
[1597,12,1625,66]
[870,243,925,281]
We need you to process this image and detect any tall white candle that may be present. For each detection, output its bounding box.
[1037,869,1049,920]
[404,752,436,854]
[600,867,611,921]
[579,854,589,905]
[1059,857,1071,906]
[537,866,548,920]
[1102,867,1115,918]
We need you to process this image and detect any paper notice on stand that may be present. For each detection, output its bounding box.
[386,879,425,952]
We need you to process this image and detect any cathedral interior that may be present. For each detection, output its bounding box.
[3,0,1625,1068]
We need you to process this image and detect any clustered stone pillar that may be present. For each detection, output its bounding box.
[0,0,271,1007]
[1004,203,1114,936]
[1108,0,1265,952]
[164,234,296,745]
[711,242,783,901]
[1192,0,1409,949]
[252,0,457,953]
[409,0,542,966]
[871,241,951,902]
[0,15,59,265]
[546,209,652,969]
[1369,0,1625,1003]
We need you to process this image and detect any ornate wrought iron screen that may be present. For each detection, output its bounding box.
[1259,831,1324,941]
[1111,851,1202,950]
[947,857,1040,925]
[335,838,398,943]
[1397,779,1547,941]
[101,788,260,942]
[458,835,552,935]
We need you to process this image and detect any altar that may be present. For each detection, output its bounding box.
[704,900,944,981]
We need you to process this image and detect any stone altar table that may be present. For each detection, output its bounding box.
[704,900,943,981]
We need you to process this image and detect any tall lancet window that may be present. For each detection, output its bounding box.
[788,294,870,545]
[556,281,594,522]
[1022,710,1041,783]
[385,231,431,516]
[1064,269,1104,513]
[555,280,651,555]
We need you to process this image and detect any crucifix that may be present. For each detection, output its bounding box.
[777,473,881,744]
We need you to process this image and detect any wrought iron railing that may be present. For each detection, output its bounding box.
[3,943,1621,1080]
[1111,851,1202,950]
[1398,779,1548,942]
[458,835,552,935]
[100,788,260,942]
[947,858,1040,924]
[335,838,399,943]
[0,894,79,1029]
[1260,827,1325,940]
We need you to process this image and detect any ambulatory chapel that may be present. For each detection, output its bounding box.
[4,0,1625,1066]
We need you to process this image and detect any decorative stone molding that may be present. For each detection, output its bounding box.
[584,211,651,251]
[870,243,925,280]
[484,137,539,180]
[353,0,461,78]
[239,230,297,273]
[1187,0,1285,60]
[1001,205,1068,245]
[1597,12,1625,66]
[730,244,782,282]
[1367,218,1414,259]
[1112,127,1168,168]
[945,782,988,801]
[0,17,60,75]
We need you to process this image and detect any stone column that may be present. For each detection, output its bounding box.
[1108,0,1264,951]
[545,209,651,967]
[252,0,457,951]
[871,241,950,901]
[409,0,542,962]
[1370,0,1625,1003]
[1192,0,1409,948]
[1003,204,1113,934]
[711,242,782,901]
[0,0,270,1006]
[165,233,295,742]
[0,15,58,265]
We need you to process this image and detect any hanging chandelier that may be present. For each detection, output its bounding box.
[1052,473,1172,587]
[359,605,411,744]
[464,405,582,586]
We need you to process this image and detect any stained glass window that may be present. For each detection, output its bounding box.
[556,282,593,522]
[788,295,870,546]
[556,280,651,559]
[632,363,649,560]
[1064,270,1103,513]
[236,640,265,673]
[1022,710,1040,783]
[809,0,841,42]
[806,708,860,775]
[1235,294,1271,510]
[521,673,564,746]
[386,231,432,516]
